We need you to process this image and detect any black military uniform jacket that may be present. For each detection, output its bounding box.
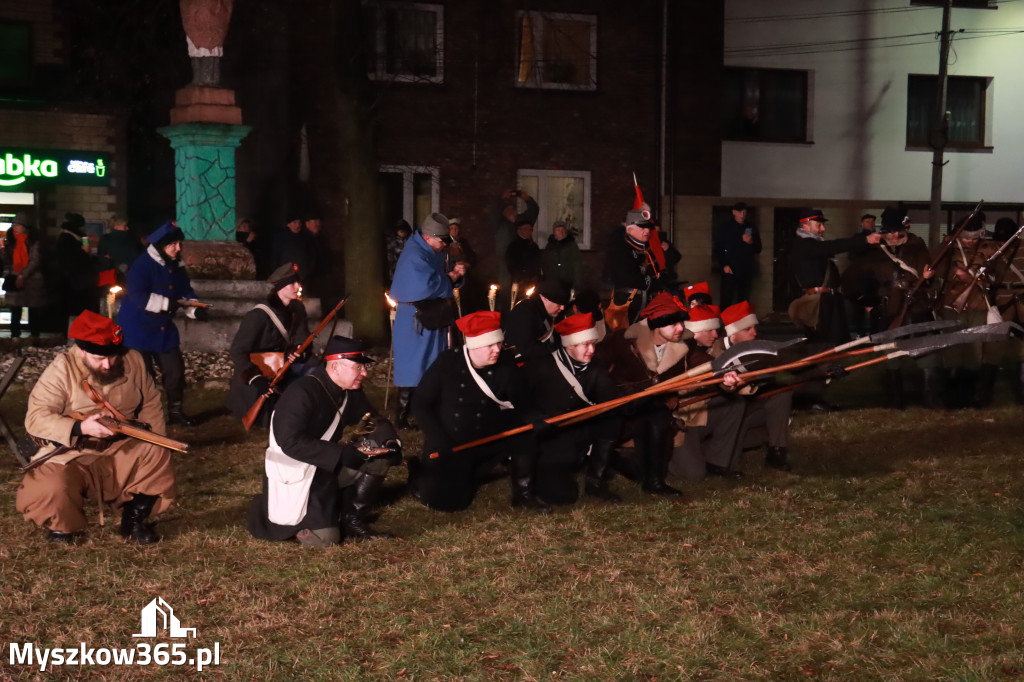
[227,294,309,419]
[412,348,534,455]
[789,231,869,291]
[526,349,621,416]
[603,227,665,315]
[503,296,559,362]
[248,366,396,540]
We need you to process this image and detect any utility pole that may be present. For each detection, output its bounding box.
[928,0,953,249]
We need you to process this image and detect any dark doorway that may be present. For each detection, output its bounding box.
[772,207,803,313]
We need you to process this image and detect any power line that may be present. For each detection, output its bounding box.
[726,0,1022,24]
[726,28,1024,58]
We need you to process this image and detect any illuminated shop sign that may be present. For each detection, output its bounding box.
[0,148,111,188]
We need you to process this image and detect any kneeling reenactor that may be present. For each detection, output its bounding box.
[411,311,547,512]
[16,311,177,543]
[227,262,310,427]
[526,313,623,503]
[248,336,402,546]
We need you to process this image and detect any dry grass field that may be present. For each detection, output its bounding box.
[1,356,1023,681]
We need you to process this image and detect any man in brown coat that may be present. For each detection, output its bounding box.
[15,311,176,543]
[597,292,693,495]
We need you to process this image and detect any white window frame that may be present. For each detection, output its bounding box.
[365,1,444,84]
[517,168,592,249]
[379,165,439,225]
[515,10,597,92]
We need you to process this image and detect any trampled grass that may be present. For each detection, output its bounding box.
[1,378,1023,680]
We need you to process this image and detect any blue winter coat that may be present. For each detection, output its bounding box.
[389,231,454,387]
[118,245,197,353]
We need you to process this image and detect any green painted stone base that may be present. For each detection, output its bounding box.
[158,123,251,241]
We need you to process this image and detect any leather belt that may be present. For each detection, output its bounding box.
[804,287,834,295]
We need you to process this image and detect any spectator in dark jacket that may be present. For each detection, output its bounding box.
[713,202,762,308]
[542,220,582,290]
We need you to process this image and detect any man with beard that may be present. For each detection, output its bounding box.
[597,292,695,496]
[842,207,935,408]
[248,336,402,546]
[118,222,207,426]
[15,311,176,543]
[227,262,310,427]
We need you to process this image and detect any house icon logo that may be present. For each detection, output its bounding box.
[133,597,197,639]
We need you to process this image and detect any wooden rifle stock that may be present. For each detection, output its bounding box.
[81,380,189,452]
[242,295,350,430]
[888,199,983,329]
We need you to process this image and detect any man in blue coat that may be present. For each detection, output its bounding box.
[118,222,206,426]
[389,213,466,427]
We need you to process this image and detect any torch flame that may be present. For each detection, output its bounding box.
[489,284,498,292]
[109,285,123,295]
[385,292,397,308]
[525,286,536,297]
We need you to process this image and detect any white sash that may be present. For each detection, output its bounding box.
[254,303,289,340]
[265,393,348,526]
[552,350,593,406]
[463,346,514,410]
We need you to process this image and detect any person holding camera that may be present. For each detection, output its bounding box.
[713,201,762,308]
[490,188,539,301]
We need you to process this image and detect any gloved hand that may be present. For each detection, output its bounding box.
[380,439,403,466]
[532,420,556,438]
[824,363,848,382]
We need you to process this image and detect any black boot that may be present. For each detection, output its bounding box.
[765,446,792,472]
[392,389,414,429]
[342,474,394,540]
[167,402,197,427]
[120,493,160,544]
[47,530,82,544]
[921,367,945,410]
[405,457,422,502]
[637,418,682,497]
[945,369,965,409]
[584,440,621,502]
[510,452,551,513]
[884,369,906,410]
[974,364,998,408]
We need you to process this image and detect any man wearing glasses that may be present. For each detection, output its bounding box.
[389,213,467,427]
[248,336,402,546]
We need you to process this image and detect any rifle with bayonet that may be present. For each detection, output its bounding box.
[888,199,984,329]
[951,223,1024,313]
[242,294,350,430]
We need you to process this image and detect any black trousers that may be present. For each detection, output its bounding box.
[417,431,536,512]
[140,348,186,405]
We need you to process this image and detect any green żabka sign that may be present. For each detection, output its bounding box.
[0,148,111,188]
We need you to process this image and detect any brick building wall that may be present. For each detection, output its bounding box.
[0,107,123,234]
[367,0,723,293]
